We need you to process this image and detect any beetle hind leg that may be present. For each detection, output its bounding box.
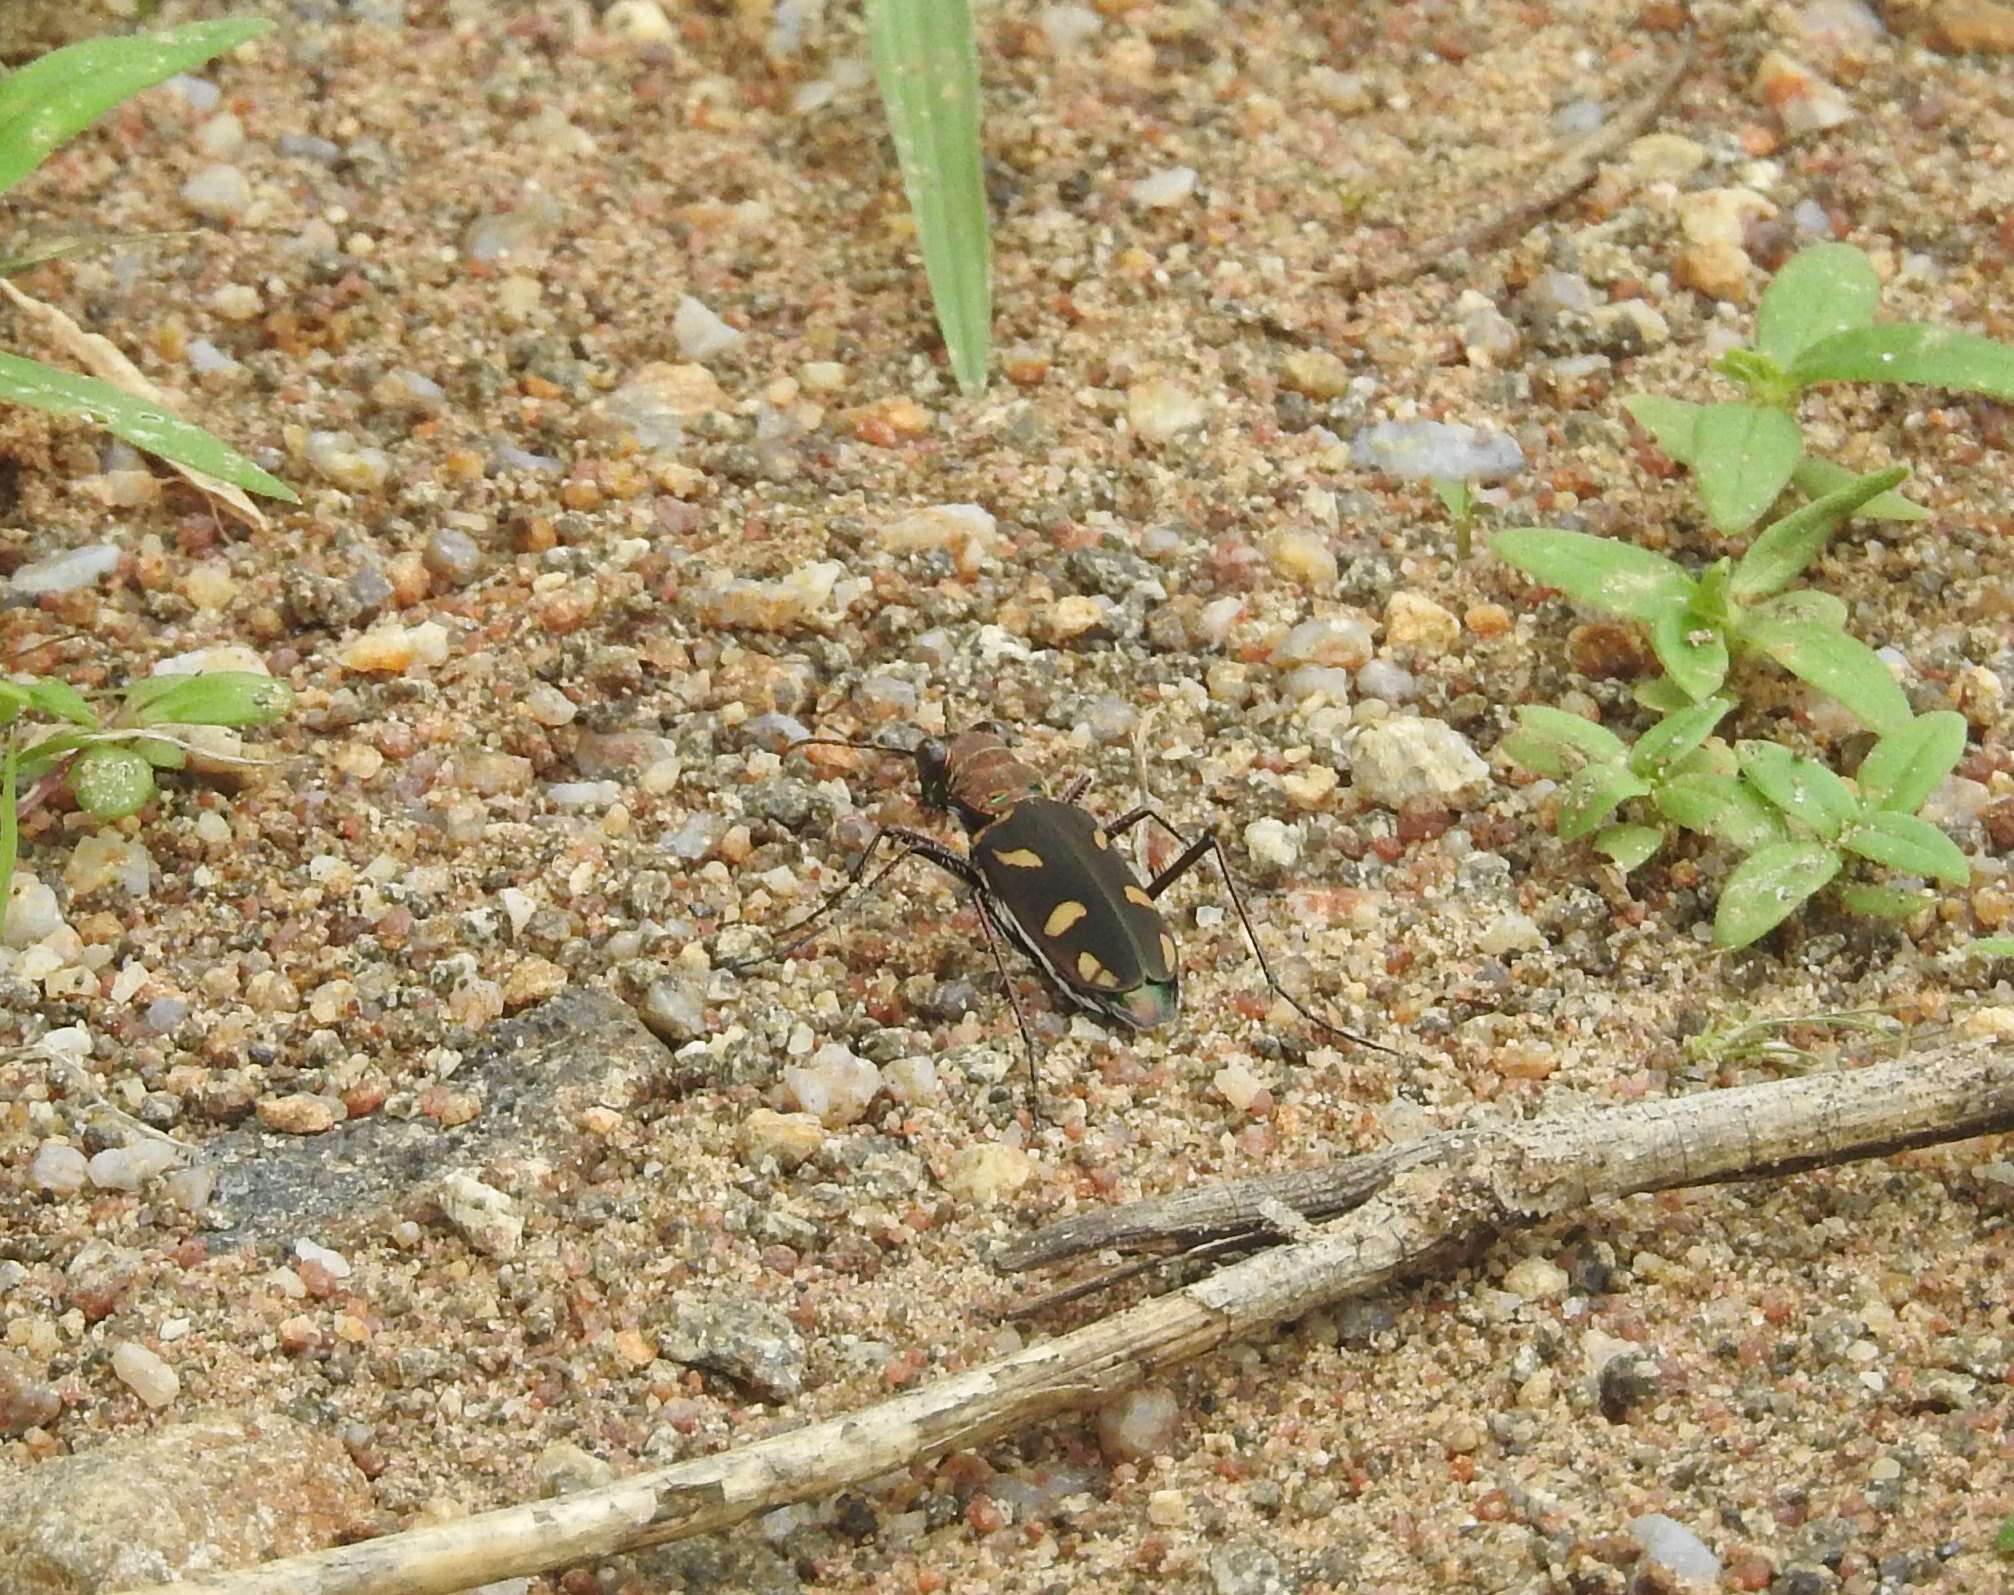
[1104,805,1406,1059]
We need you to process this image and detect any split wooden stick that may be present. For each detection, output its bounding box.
[120,1038,2012,1595]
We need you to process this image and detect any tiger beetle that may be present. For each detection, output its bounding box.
[730,721,1396,1106]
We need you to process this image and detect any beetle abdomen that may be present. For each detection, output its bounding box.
[974,798,1180,1030]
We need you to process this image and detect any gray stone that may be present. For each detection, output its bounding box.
[658,1295,807,1403]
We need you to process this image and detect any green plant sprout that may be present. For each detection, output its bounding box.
[0,19,297,501]
[1624,242,2014,534]
[1681,1008,1907,1074]
[1495,464,1911,730]
[1432,476,1476,559]
[866,0,990,397]
[1967,936,2014,960]
[1503,701,1969,948]
[1,671,293,936]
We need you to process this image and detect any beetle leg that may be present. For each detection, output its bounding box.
[1105,805,1405,1058]
[1058,772,1093,804]
[972,892,1047,1122]
[724,824,979,970]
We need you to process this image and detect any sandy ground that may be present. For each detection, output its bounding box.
[2,1,2013,1591]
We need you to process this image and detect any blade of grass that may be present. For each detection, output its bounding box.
[0,738,16,946]
[865,0,991,396]
[0,350,296,501]
[0,19,271,196]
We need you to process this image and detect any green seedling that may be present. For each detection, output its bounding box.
[1682,1009,1906,1074]
[1503,703,1968,949]
[0,19,296,501]
[0,671,292,936]
[1624,242,2014,534]
[1495,464,1912,732]
[866,0,990,396]
[1432,476,1477,560]
[1967,936,2014,960]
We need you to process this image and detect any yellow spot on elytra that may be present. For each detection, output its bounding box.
[1076,951,1102,983]
[1160,933,1178,969]
[992,847,1044,868]
[1096,968,1121,989]
[1092,828,1111,849]
[1124,885,1154,909]
[1044,900,1088,937]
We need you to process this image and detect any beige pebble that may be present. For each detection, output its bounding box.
[255,1093,341,1135]
[338,620,449,675]
[1126,377,1207,444]
[1384,591,1459,652]
[502,956,567,1009]
[739,1108,826,1171]
[1265,527,1337,588]
[944,1143,1032,1205]
[111,1341,180,1408]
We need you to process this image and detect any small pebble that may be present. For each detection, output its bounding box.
[338,620,450,675]
[784,1044,882,1125]
[1097,1386,1180,1461]
[1350,719,1490,808]
[1628,1513,1721,1584]
[87,1140,180,1192]
[673,295,742,359]
[1350,420,1524,482]
[305,430,392,492]
[944,1144,1032,1205]
[1129,166,1197,207]
[181,163,253,220]
[1213,1063,1266,1112]
[436,1172,523,1258]
[0,1349,61,1435]
[1755,51,1856,135]
[739,1109,826,1171]
[1265,529,1337,589]
[1384,592,1459,652]
[1243,817,1300,871]
[256,1093,340,1135]
[112,1341,181,1408]
[29,1142,89,1195]
[8,544,120,596]
[1280,348,1351,398]
[1127,377,1207,444]
[882,1055,941,1105]
[1503,1254,1570,1300]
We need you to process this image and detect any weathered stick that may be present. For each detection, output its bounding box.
[119,1039,2012,1595]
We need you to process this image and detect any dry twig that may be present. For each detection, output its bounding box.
[119,1038,2011,1595]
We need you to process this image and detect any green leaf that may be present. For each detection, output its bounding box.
[1838,883,1932,920]
[1754,243,1881,366]
[0,352,297,501]
[1729,465,1910,601]
[1491,528,1693,622]
[1714,840,1842,949]
[1858,711,1967,815]
[1692,403,1804,534]
[122,670,292,728]
[129,736,187,770]
[20,676,97,727]
[1740,619,1912,736]
[1745,589,1848,631]
[1841,810,1969,886]
[1432,476,1473,521]
[1791,455,1928,523]
[866,0,990,396]
[1736,740,1861,840]
[0,681,26,725]
[0,738,16,943]
[0,20,272,197]
[1628,696,1734,780]
[1621,393,1703,465]
[1967,936,2014,959]
[1499,704,1626,779]
[1788,322,2014,401]
[1632,676,1695,714]
[65,743,155,819]
[1557,761,1651,842]
[1654,772,1787,849]
[15,729,89,780]
[1594,822,1664,872]
[1648,599,1730,702]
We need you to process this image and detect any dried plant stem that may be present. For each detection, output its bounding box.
[119,1040,2011,1595]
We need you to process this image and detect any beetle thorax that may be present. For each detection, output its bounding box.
[930,729,1045,830]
